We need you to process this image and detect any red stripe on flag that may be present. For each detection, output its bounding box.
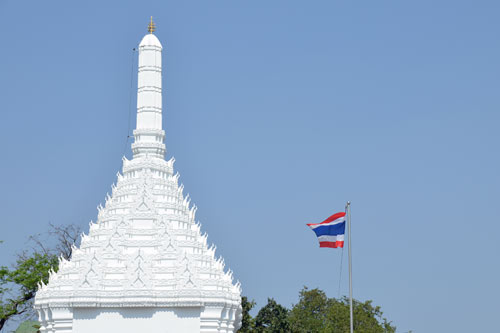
[321,212,346,224]
[307,212,346,227]
[319,241,344,248]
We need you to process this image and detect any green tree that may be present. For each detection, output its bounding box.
[15,320,40,333]
[289,287,396,333]
[238,296,256,332]
[0,223,81,331]
[288,287,330,332]
[325,297,395,333]
[255,298,290,333]
[0,252,58,330]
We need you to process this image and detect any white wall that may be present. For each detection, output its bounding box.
[72,307,201,333]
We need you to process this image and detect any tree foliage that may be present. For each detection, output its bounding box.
[0,223,81,331]
[255,298,290,332]
[238,287,395,333]
[239,296,256,332]
[0,253,57,330]
[288,287,330,332]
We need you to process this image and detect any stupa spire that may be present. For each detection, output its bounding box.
[34,23,242,332]
[132,18,165,159]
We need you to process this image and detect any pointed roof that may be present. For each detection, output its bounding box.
[35,24,241,316]
[139,33,162,48]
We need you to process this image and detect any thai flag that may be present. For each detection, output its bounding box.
[307,212,346,248]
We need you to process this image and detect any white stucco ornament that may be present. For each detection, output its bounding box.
[34,19,242,333]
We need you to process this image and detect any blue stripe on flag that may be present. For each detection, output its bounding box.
[312,222,346,237]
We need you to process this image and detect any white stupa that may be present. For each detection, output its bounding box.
[34,18,242,333]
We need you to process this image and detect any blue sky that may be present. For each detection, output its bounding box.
[1,1,499,332]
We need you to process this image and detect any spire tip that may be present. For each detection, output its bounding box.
[148,16,156,34]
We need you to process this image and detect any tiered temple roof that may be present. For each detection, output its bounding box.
[35,20,242,333]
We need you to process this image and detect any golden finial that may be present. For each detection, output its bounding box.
[148,16,156,34]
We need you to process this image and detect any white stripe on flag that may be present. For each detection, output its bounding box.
[318,234,344,242]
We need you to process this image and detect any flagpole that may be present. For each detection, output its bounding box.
[346,201,353,333]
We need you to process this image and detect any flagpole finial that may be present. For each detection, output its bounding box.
[148,16,156,34]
